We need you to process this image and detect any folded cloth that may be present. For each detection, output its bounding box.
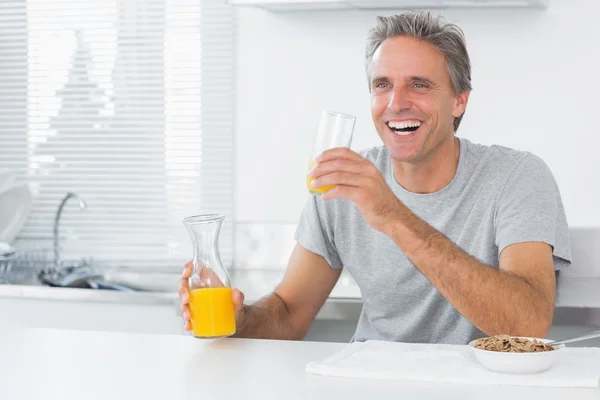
[306,340,600,388]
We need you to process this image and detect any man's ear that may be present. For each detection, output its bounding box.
[452,90,470,119]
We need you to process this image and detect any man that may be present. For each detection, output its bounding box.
[179,11,571,344]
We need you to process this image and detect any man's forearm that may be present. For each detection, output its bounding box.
[384,208,554,337]
[233,292,302,340]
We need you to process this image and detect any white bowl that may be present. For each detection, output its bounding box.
[468,337,565,374]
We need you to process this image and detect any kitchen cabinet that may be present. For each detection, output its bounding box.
[0,297,184,335]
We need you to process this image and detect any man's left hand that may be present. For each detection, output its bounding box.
[309,148,404,233]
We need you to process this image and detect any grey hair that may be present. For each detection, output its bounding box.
[365,12,472,132]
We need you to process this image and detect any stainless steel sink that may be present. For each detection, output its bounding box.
[98,268,179,293]
[2,260,179,293]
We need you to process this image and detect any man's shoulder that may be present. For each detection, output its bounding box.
[462,138,550,178]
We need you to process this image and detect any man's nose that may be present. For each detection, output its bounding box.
[388,87,412,113]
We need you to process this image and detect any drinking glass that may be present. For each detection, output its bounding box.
[306,110,355,195]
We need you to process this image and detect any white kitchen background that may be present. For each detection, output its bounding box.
[1,0,598,276]
[234,0,600,278]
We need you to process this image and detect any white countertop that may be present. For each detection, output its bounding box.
[0,270,598,313]
[0,327,598,400]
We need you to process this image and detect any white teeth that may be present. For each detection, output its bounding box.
[387,120,422,129]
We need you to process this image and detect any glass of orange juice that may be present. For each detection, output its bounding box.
[183,214,235,338]
[307,110,356,195]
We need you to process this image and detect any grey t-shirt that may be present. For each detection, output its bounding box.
[295,137,571,345]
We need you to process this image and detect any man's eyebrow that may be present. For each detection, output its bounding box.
[371,76,437,86]
[410,76,436,85]
[371,75,389,82]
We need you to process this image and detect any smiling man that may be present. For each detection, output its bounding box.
[179,11,571,344]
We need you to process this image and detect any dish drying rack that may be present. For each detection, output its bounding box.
[0,249,94,285]
[0,249,51,285]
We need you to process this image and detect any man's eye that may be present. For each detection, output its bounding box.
[414,83,428,89]
[375,82,388,89]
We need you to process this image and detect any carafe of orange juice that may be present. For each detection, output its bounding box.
[183,214,236,338]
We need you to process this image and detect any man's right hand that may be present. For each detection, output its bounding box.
[178,261,246,332]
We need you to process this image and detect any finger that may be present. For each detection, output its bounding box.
[184,321,191,331]
[315,147,363,163]
[179,264,192,299]
[178,284,190,304]
[181,304,191,321]
[308,158,365,179]
[181,262,192,278]
[321,184,359,202]
[179,266,191,289]
[311,171,369,190]
[232,288,245,312]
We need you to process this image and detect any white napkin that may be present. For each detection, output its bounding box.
[306,340,600,388]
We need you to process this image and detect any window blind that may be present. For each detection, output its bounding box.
[0,0,234,269]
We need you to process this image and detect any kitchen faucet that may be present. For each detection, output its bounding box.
[53,192,87,266]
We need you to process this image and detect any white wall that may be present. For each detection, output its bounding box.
[235,0,600,228]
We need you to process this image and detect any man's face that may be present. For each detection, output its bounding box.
[370,36,469,164]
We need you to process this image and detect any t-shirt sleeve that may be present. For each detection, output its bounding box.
[495,153,571,270]
[294,195,343,269]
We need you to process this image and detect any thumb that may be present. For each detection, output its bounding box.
[232,288,245,312]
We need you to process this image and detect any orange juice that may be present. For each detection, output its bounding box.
[189,287,236,338]
[307,160,335,195]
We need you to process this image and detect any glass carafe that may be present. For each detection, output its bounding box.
[183,214,236,338]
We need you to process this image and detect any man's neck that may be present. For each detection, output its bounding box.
[392,136,461,194]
